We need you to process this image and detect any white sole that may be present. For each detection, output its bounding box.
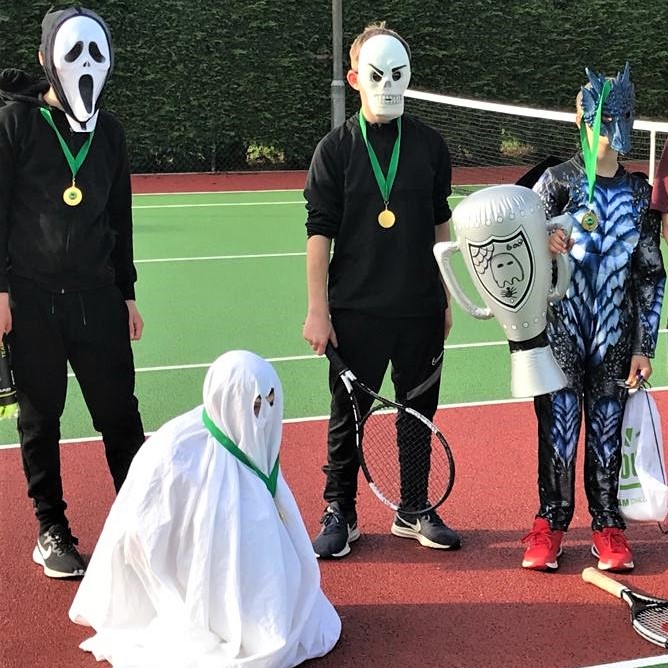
[591,545,634,571]
[32,545,85,579]
[314,526,361,559]
[390,524,460,549]
[522,545,563,570]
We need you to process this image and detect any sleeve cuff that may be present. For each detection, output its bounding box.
[117,281,135,301]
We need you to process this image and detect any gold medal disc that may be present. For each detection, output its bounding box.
[378,208,396,229]
[581,210,598,232]
[63,185,83,206]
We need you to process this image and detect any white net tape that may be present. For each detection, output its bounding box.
[405,89,668,195]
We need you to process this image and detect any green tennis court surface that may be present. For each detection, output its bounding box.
[0,187,667,446]
[583,658,668,668]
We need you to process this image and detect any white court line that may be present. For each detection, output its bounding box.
[132,197,464,210]
[2,389,667,451]
[62,334,668,375]
[0,396,534,450]
[580,656,668,668]
[133,201,304,209]
[70,343,506,377]
[136,252,305,264]
[131,194,465,210]
[134,188,303,196]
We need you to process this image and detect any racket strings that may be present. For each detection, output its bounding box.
[635,605,668,638]
[361,405,453,512]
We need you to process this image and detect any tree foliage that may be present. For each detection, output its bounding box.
[1,1,666,171]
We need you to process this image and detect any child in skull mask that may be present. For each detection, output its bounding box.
[522,64,665,572]
[302,21,460,559]
[0,6,145,579]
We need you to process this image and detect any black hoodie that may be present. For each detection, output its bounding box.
[0,69,136,299]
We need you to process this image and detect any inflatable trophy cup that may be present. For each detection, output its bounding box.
[434,185,573,398]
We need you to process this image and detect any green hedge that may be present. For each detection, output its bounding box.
[1,1,666,172]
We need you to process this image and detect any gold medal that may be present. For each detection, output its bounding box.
[581,210,598,232]
[63,184,83,207]
[378,208,396,229]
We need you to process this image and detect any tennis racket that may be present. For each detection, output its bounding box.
[325,342,455,515]
[0,336,18,420]
[582,567,668,648]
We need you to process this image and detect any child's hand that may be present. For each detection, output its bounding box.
[625,355,652,387]
[548,229,573,255]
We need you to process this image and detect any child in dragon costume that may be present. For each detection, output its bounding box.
[521,63,665,572]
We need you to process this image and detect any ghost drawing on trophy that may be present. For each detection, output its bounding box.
[434,184,574,398]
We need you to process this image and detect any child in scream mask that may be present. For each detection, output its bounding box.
[302,22,460,559]
[522,64,665,572]
[0,7,145,579]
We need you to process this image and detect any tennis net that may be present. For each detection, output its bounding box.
[405,89,668,196]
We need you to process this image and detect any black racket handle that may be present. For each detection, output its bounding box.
[324,341,349,376]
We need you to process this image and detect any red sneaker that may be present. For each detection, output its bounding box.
[591,528,634,572]
[521,517,564,570]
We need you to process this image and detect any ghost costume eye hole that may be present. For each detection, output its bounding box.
[267,388,275,407]
[89,41,106,63]
[392,71,402,82]
[253,395,262,417]
[371,71,382,83]
[64,41,84,62]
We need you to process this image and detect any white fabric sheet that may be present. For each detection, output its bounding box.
[69,351,340,667]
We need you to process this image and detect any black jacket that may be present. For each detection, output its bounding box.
[304,112,451,317]
[0,69,137,299]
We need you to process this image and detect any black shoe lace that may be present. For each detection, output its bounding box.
[320,509,345,534]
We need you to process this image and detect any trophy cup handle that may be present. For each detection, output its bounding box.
[546,213,574,303]
[433,241,493,320]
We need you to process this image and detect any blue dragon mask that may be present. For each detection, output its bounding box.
[580,62,635,154]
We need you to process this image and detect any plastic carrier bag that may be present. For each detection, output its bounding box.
[618,389,668,523]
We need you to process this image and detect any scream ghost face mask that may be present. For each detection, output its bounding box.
[580,63,635,155]
[40,7,113,132]
[356,34,411,122]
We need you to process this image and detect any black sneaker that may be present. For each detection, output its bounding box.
[312,501,360,559]
[32,524,86,578]
[391,510,461,549]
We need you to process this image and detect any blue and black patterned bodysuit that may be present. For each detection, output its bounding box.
[532,153,665,530]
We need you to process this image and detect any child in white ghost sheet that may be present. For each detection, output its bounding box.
[69,351,341,668]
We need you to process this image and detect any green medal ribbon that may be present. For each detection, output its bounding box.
[579,80,612,203]
[39,107,95,183]
[358,111,402,207]
[202,408,279,497]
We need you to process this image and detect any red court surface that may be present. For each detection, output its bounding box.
[131,170,309,193]
[2,399,668,668]
[129,162,651,195]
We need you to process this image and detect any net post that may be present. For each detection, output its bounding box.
[649,129,657,184]
[331,0,346,130]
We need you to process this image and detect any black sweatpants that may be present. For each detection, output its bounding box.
[8,281,145,532]
[324,309,445,510]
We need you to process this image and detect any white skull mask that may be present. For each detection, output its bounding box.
[41,9,112,132]
[357,34,411,122]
